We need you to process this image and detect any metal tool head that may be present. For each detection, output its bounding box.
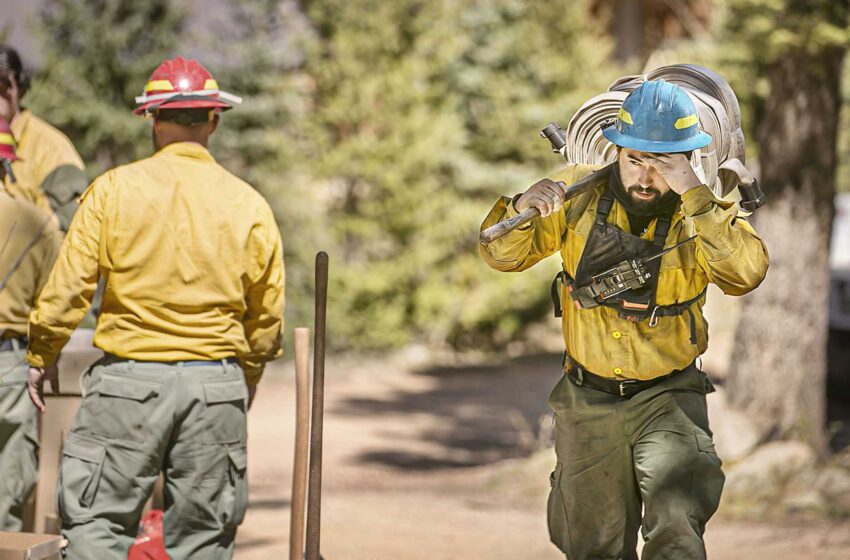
[540,122,567,156]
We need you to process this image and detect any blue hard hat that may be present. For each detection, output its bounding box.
[602,80,712,153]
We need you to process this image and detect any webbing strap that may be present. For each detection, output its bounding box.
[649,287,707,318]
[649,287,707,345]
[595,190,615,226]
[551,270,568,318]
[652,214,671,247]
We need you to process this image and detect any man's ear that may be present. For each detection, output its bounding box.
[209,113,220,135]
[8,74,19,101]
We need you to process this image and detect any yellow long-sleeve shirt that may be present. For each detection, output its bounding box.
[480,164,769,380]
[0,190,62,338]
[5,110,88,230]
[27,142,285,383]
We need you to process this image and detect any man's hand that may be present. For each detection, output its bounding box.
[247,384,257,410]
[643,153,703,195]
[28,362,60,413]
[514,178,567,217]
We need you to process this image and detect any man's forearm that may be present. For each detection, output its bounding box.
[681,185,769,294]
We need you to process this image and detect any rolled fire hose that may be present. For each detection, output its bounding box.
[480,64,765,245]
[568,63,753,200]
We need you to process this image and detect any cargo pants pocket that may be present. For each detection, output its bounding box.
[81,372,161,442]
[218,445,248,530]
[57,435,106,522]
[547,463,570,553]
[695,429,722,466]
[201,377,248,445]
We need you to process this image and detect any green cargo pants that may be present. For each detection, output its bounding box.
[546,364,724,560]
[0,341,39,531]
[58,355,249,560]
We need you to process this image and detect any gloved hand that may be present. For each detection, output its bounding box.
[514,178,568,217]
[642,153,703,195]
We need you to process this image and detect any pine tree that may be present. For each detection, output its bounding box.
[722,0,850,450]
[26,0,185,176]
[206,0,321,344]
[299,0,616,349]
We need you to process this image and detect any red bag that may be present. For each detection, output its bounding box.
[128,510,170,560]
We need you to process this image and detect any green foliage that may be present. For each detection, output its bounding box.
[723,0,850,61]
[26,0,618,352]
[297,0,617,349]
[25,0,185,177]
[714,0,849,168]
[206,0,323,346]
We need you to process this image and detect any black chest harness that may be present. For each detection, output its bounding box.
[550,188,706,345]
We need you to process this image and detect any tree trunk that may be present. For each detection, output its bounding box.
[727,46,846,452]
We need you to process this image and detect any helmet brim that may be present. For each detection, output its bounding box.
[133,98,233,115]
[602,125,712,153]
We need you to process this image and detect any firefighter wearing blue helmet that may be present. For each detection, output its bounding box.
[480,80,769,559]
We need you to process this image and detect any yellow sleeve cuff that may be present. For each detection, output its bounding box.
[26,350,50,369]
[680,185,718,217]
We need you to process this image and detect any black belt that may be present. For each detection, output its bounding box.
[0,337,27,352]
[565,356,689,398]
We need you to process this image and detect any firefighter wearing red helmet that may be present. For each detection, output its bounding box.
[27,57,284,560]
[133,56,242,116]
[0,118,63,532]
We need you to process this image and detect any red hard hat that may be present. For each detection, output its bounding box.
[133,56,242,115]
[0,119,18,161]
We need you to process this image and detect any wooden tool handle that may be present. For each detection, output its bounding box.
[478,207,540,245]
[478,164,614,246]
[305,252,329,560]
[289,327,310,560]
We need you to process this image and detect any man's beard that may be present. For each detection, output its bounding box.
[610,167,679,217]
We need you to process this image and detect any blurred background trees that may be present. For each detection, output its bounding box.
[25,0,617,352]
[25,0,185,173]
[10,0,850,450]
[722,0,849,451]
[297,0,615,349]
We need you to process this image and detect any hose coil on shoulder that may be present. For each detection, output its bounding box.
[565,64,749,199]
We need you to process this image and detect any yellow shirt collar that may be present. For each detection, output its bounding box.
[10,109,31,141]
[155,141,215,162]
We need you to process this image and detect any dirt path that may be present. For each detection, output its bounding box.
[235,353,850,560]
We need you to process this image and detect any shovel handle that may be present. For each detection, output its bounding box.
[289,327,310,560]
[305,252,329,560]
[478,207,540,245]
[478,164,614,246]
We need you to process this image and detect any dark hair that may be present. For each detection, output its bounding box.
[616,146,695,160]
[156,108,214,126]
[0,45,30,99]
